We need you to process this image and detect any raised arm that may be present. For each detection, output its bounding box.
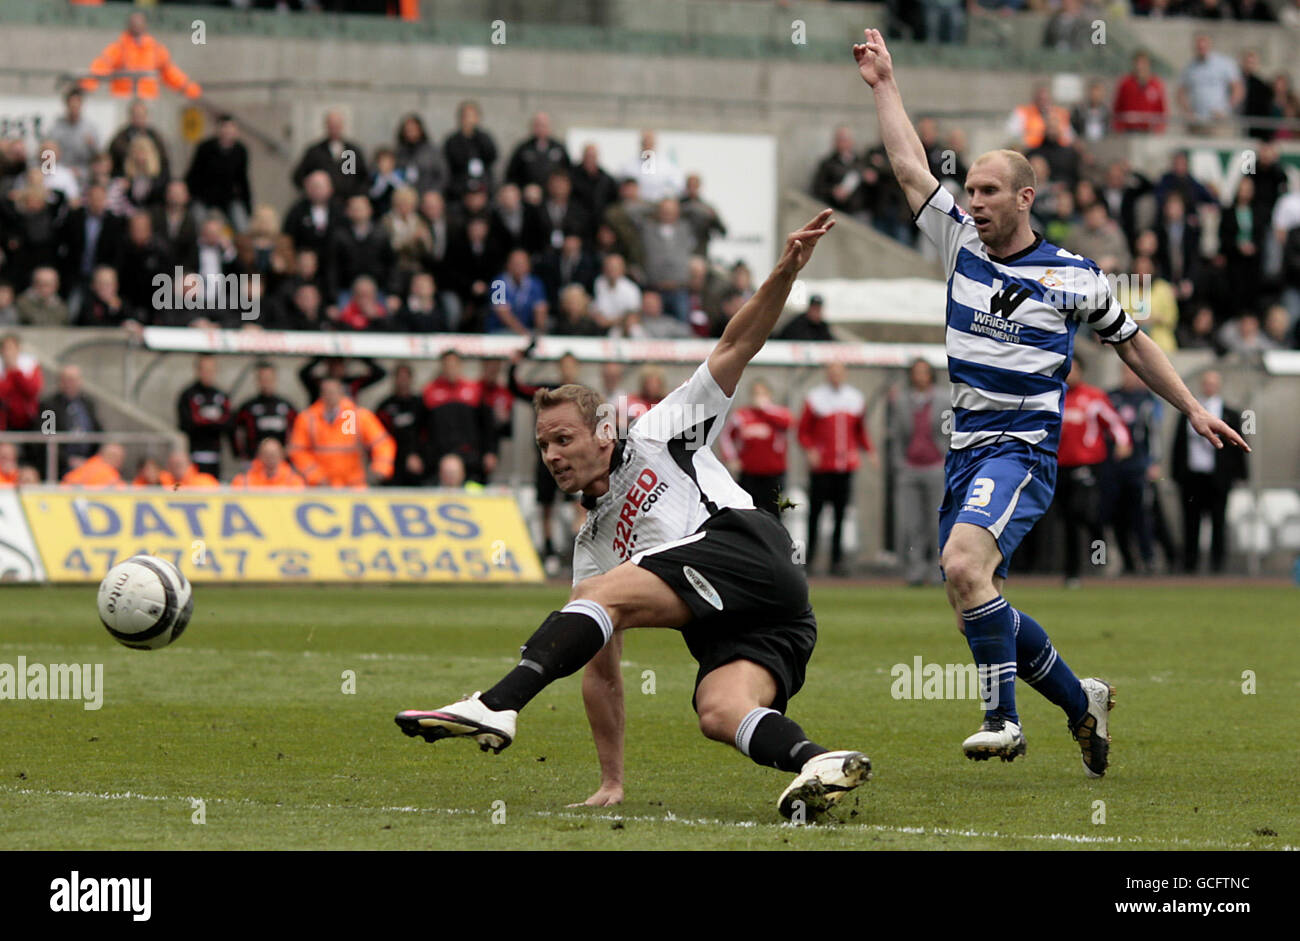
[1112,330,1249,453]
[707,210,834,396]
[571,632,625,807]
[854,28,940,216]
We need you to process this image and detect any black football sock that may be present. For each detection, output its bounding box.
[734,707,828,773]
[479,600,612,712]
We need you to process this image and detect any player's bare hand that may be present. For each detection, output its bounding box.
[568,783,623,807]
[1190,409,1250,452]
[776,209,835,277]
[853,28,893,87]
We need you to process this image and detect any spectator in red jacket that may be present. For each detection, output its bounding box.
[1112,49,1168,134]
[722,379,792,517]
[0,333,43,432]
[798,362,876,576]
[1056,354,1131,586]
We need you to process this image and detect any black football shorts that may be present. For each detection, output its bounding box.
[631,507,817,713]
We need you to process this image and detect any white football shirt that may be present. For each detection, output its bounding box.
[572,361,754,585]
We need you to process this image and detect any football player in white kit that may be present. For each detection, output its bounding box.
[396,210,871,821]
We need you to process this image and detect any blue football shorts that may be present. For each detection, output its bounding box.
[937,441,1058,579]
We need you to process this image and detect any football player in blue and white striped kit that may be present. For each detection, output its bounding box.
[855,29,1249,776]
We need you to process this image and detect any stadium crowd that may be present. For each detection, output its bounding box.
[0,6,1279,578]
[814,29,1300,354]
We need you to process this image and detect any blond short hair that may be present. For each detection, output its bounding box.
[534,383,603,433]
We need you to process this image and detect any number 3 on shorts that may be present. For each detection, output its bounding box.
[968,477,996,508]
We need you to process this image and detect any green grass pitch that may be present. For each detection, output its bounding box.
[0,583,1295,850]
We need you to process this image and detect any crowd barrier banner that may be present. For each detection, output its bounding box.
[141,326,948,368]
[17,487,544,584]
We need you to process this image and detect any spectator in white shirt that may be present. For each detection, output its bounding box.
[618,130,684,204]
[591,252,641,330]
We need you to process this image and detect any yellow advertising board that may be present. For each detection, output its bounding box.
[20,488,543,584]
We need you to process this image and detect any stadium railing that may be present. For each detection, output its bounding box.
[0,431,185,484]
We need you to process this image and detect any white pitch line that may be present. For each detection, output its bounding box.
[1,785,1290,851]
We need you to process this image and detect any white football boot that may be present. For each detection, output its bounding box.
[395,692,517,754]
[777,750,872,822]
[962,715,1027,762]
[1071,678,1116,778]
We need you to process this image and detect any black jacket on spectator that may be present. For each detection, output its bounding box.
[535,245,598,306]
[39,390,102,475]
[488,203,546,257]
[151,206,198,264]
[1,198,67,293]
[326,224,395,299]
[1154,220,1201,289]
[443,235,504,307]
[811,150,865,214]
[232,393,297,460]
[537,199,591,250]
[570,164,618,223]
[443,128,498,197]
[115,235,173,315]
[395,138,448,195]
[1250,160,1287,221]
[1171,406,1247,491]
[177,381,233,476]
[60,207,125,289]
[292,137,369,199]
[282,197,342,258]
[394,301,453,333]
[375,392,426,485]
[1242,71,1275,141]
[122,176,168,212]
[74,291,139,328]
[186,137,252,214]
[778,312,834,342]
[506,136,571,190]
[1100,171,1152,247]
[1284,227,1300,291]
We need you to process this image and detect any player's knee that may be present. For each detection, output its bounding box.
[571,574,613,608]
[571,576,636,632]
[940,548,982,596]
[697,702,735,744]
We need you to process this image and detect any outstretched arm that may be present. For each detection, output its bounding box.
[1113,330,1249,452]
[707,210,835,396]
[571,632,625,807]
[854,28,940,216]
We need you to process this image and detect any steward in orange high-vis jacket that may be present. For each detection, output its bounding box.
[288,380,395,488]
[80,12,202,100]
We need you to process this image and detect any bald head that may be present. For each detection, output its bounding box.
[972,149,1036,196]
[101,443,126,470]
[965,149,1038,254]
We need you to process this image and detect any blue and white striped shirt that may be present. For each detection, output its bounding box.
[916,184,1139,455]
